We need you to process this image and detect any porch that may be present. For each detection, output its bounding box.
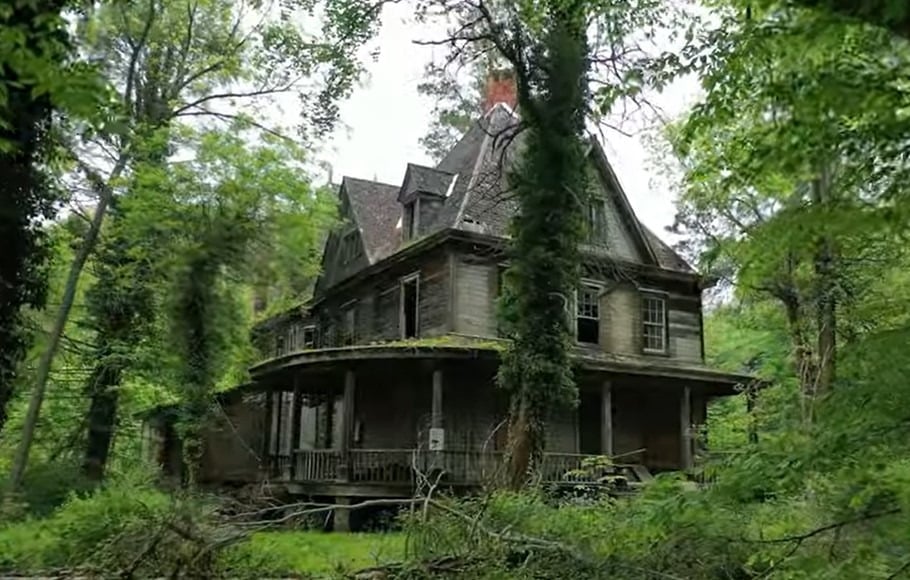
[248,344,745,494]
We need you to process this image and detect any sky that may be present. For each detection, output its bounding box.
[320,3,702,240]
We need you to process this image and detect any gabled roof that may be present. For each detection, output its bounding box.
[342,176,401,263]
[330,102,693,291]
[399,163,456,201]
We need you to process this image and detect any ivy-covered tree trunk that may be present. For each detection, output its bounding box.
[0,1,66,433]
[499,3,590,489]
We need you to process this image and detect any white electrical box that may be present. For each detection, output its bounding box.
[428,427,445,451]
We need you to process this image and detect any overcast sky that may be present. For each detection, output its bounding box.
[320,3,702,240]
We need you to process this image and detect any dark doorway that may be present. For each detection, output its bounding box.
[578,390,602,455]
[401,275,419,338]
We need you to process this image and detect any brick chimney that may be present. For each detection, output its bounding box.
[482,69,517,114]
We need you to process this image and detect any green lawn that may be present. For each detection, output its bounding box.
[223,530,406,576]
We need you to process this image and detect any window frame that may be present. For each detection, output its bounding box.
[641,290,669,355]
[302,325,318,349]
[403,199,420,241]
[575,281,603,345]
[399,272,420,339]
[584,198,607,244]
[341,300,357,345]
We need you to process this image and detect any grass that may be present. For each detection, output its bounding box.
[223,530,406,577]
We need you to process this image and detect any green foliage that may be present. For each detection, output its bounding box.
[220,531,405,577]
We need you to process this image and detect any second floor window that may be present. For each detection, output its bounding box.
[576,284,601,344]
[642,294,668,353]
[400,274,419,339]
[342,302,356,346]
[302,325,317,349]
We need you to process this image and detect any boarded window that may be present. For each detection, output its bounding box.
[401,274,419,338]
[642,294,667,353]
[576,284,600,344]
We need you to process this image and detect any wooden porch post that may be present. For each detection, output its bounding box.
[600,380,613,457]
[262,388,273,475]
[680,386,693,470]
[431,369,443,430]
[289,375,302,480]
[273,389,284,477]
[339,369,356,481]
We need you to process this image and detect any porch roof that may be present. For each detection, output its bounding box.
[249,338,755,394]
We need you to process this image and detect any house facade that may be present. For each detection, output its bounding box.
[146,82,749,529]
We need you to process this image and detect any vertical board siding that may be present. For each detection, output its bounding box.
[419,257,451,337]
[668,300,703,362]
[454,261,497,337]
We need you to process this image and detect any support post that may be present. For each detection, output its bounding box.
[333,496,352,532]
[339,370,355,481]
[289,375,302,480]
[431,369,443,430]
[680,386,693,470]
[273,389,284,477]
[263,389,273,474]
[600,380,613,458]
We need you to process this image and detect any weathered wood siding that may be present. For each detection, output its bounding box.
[454,259,498,336]
[667,295,703,362]
[546,406,578,453]
[612,386,681,471]
[356,374,428,449]
[199,394,265,483]
[603,283,640,354]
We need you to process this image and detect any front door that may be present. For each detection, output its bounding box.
[578,390,602,455]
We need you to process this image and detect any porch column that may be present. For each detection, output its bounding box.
[262,389,273,474]
[600,380,613,457]
[333,496,352,532]
[288,375,302,480]
[680,386,693,470]
[431,369,443,430]
[339,370,356,481]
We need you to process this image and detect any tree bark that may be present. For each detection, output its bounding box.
[6,155,125,493]
[82,363,122,481]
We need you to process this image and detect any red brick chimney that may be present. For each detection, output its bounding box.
[482,69,517,114]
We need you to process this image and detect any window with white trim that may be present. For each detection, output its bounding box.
[302,325,317,349]
[576,284,601,344]
[642,294,667,353]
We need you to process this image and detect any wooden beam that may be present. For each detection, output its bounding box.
[680,386,693,470]
[263,389,273,471]
[601,380,613,457]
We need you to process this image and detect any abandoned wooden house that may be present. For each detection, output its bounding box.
[145,76,750,529]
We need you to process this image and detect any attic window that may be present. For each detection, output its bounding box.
[584,199,607,243]
[576,284,601,345]
[403,200,419,241]
[341,230,361,264]
[400,273,419,339]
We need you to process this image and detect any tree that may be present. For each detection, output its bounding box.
[8,0,385,491]
[671,0,910,412]
[0,0,105,434]
[418,0,681,487]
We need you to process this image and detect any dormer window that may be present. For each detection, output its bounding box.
[403,200,419,241]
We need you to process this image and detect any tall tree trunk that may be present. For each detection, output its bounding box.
[811,171,837,397]
[500,3,590,488]
[82,361,122,480]
[6,155,125,493]
[0,1,66,433]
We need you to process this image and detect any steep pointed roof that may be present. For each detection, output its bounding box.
[342,176,401,263]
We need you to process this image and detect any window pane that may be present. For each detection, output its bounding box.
[642,295,666,352]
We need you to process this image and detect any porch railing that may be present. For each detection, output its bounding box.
[276,449,642,486]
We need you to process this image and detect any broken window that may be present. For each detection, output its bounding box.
[642,293,667,353]
[576,284,601,344]
[401,274,419,338]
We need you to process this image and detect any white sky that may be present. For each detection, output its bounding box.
[320,3,702,239]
